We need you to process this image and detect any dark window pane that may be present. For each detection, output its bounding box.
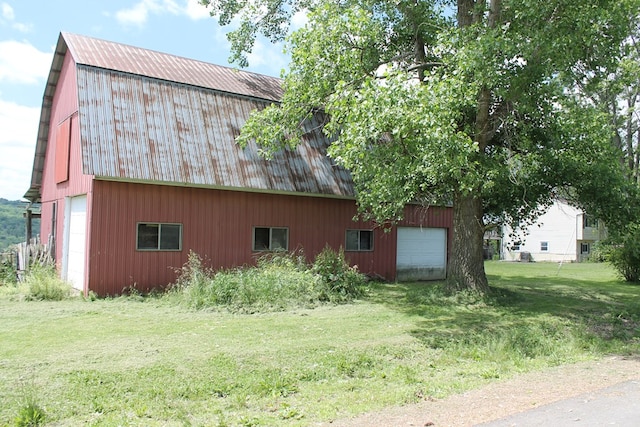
[254,227,270,251]
[137,224,159,250]
[346,230,359,251]
[271,228,288,250]
[360,230,373,250]
[160,224,182,250]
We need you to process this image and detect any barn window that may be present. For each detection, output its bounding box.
[346,230,373,251]
[540,241,548,252]
[253,227,288,251]
[137,223,182,251]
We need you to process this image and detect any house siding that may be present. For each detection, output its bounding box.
[88,180,452,295]
[502,200,601,262]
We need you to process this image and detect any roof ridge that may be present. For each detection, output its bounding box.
[60,31,283,84]
[60,32,283,102]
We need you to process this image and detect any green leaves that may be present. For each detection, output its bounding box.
[207,0,640,281]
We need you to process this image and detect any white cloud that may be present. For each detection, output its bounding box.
[0,40,51,84]
[185,0,211,20]
[1,2,31,33]
[115,1,153,27]
[116,0,208,27]
[0,100,39,200]
[290,9,308,30]
[246,38,288,76]
[1,3,14,20]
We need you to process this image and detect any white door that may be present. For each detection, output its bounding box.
[64,195,87,291]
[396,227,447,281]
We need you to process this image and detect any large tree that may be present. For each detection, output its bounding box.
[588,22,640,184]
[201,0,639,293]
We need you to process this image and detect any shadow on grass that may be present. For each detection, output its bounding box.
[365,267,640,358]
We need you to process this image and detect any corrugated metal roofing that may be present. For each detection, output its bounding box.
[26,32,355,201]
[77,66,353,196]
[64,32,283,102]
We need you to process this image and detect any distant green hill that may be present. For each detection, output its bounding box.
[0,199,41,252]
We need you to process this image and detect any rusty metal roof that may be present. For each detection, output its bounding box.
[64,32,283,102]
[26,33,354,201]
[77,66,353,196]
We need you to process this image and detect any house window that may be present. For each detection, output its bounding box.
[346,230,374,251]
[581,243,590,254]
[583,215,598,229]
[137,223,182,251]
[540,241,548,252]
[253,227,288,251]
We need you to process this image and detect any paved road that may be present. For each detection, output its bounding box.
[477,380,640,426]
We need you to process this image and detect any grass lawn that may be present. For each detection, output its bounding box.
[1,261,639,426]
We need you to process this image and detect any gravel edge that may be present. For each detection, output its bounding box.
[317,355,640,427]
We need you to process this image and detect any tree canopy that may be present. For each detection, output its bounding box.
[201,0,640,292]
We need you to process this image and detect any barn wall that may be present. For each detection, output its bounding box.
[39,52,94,269]
[88,181,452,295]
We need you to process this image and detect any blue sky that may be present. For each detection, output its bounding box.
[0,0,294,200]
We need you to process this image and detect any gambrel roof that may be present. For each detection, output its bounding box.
[25,32,354,202]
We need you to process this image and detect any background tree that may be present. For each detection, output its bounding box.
[201,0,639,292]
[587,23,640,183]
[581,22,640,282]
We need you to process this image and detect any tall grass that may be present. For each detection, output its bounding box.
[1,263,73,301]
[22,265,73,301]
[170,250,367,312]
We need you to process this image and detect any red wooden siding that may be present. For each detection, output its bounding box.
[88,180,452,295]
[39,52,94,268]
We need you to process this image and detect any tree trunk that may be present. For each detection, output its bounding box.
[446,191,490,293]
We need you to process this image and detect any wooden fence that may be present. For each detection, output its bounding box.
[1,236,53,281]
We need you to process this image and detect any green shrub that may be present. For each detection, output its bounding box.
[13,376,46,427]
[14,401,45,427]
[170,249,366,311]
[171,251,320,312]
[1,255,17,286]
[587,241,607,263]
[23,264,73,300]
[311,246,367,302]
[604,224,640,283]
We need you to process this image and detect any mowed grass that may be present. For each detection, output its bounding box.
[1,262,639,426]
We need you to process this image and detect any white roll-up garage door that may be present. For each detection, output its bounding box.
[396,227,447,281]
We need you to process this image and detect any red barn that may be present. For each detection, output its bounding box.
[24,32,453,296]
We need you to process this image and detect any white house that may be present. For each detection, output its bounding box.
[502,200,605,262]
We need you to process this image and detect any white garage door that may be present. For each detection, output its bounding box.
[64,195,87,292]
[396,227,447,281]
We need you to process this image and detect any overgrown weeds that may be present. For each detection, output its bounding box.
[21,264,73,301]
[311,245,367,302]
[0,249,73,301]
[169,249,367,312]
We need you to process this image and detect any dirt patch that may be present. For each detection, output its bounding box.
[317,356,640,427]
